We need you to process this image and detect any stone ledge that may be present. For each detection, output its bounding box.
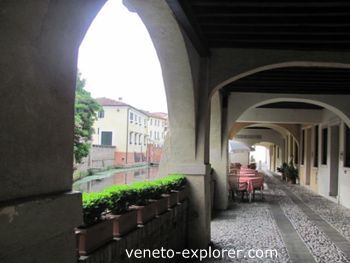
[79,201,188,263]
[0,191,82,260]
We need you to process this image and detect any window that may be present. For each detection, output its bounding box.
[144,119,147,127]
[139,134,142,145]
[129,112,133,122]
[301,130,305,165]
[144,135,147,145]
[321,127,328,165]
[150,131,152,138]
[314,125,319,167]
[101,131,112,146]
[135,115,138,124]
[134,133,138,145]
[139,116,141,126]
[98,110,104,118]
[129,132,133,144]
[344,125,350,167]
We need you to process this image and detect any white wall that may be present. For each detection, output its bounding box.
[229,151,249,166]
[302,116,350,209]
[338,122,350,209]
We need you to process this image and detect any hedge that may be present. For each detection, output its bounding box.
[81,174,186,227]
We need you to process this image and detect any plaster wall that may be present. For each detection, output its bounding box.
[148,116,167,146]
[300,118,350,209]
[230,151,249,166]
[128,109,149,153]
[93,106,128,150]
[234,128,284,149]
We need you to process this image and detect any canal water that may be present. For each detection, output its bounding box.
[73,166,159,193]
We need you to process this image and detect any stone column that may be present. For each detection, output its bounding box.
[123,0,211,249]
[0,1,106,262]
[210,92,229,210]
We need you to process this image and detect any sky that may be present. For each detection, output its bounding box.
[77,0,167,113]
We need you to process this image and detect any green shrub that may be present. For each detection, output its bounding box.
[129,181,156,205]
[82,192,108,227]
[103,185,133,214]
[80,174,187,226]
[146,181,167,199]
[159,174,186,191]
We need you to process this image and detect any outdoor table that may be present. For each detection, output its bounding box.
[238,173,257,177]
[238,176,264,202]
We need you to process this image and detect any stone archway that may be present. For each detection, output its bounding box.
[210,60,350,97]
[0,1,208,261]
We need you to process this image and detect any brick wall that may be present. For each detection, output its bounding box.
[77,145,116,172]
[78,201,188,263]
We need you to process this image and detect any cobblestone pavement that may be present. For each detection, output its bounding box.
[201,172,350,263]
[286,181,350,242]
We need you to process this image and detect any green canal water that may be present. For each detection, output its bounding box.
[73,165,160,193]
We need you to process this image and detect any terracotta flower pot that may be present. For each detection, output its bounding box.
[75,218,113,256]
[162,192,178,208]
[108,209,138,237]
[149,197,169,216]
[172,187,188,203]
[130,202,156,225]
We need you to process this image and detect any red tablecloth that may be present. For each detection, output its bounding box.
[238,176,264,193]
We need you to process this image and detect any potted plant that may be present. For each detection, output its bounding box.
[147,181,169,216]
[166,175,187,203]
[285,162,298,184]
[160,176,180,208]
[277,162,289,181]
[75,192,113,256]
[129,182,156,225]
[104,185,138,237]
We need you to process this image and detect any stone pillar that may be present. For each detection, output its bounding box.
[123,0,211,249]
[0,1,106,262]
[210,92,229,210]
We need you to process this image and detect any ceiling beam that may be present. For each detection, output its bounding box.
[190,1,350,8]
[166,0,210,57]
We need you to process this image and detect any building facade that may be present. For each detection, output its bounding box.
[92,97,167,166]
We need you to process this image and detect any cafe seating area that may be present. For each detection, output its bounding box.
[228,163,264,202]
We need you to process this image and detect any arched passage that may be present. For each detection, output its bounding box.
[210,60,350,98]
[229,123,299,145]
[209,64,350,213]
[0,1,210,261]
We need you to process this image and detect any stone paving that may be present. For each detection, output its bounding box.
[202,173,350,263]
[286,182,350,242]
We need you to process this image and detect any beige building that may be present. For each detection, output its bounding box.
[92,97,167,166]
[147,112,168,147]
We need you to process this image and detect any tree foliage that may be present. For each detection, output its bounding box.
[74,71,101,164]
